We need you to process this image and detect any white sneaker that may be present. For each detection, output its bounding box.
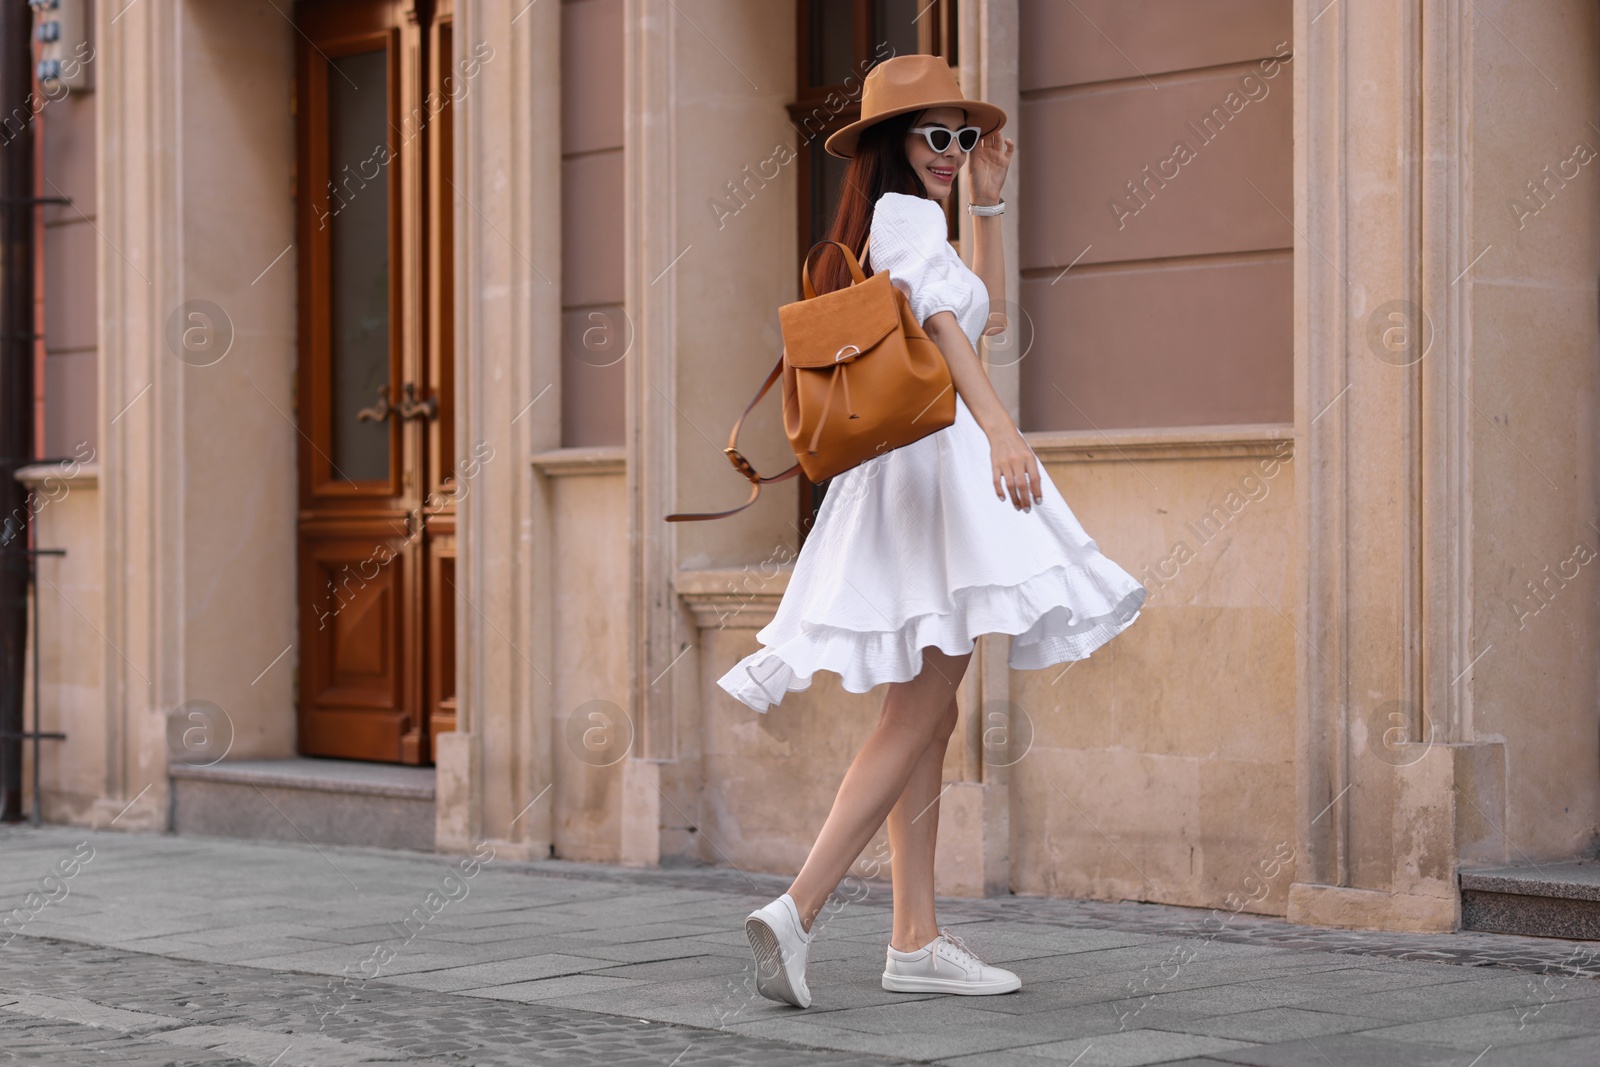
[882,927,1021,995]
[744,892,813,1008]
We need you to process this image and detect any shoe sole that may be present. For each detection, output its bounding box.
[745,915,809,1007]
[881,972,1021,995]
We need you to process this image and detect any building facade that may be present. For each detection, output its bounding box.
[11,0,1600,935]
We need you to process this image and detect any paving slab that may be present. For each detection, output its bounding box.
[1,935,892,1066]
[1308,974,1600,1023]
[5,825,1600,1067]
[951,1027,1258,1065]
[1470,1034,1600,1066]
[454,973,642,1001]
[381,952,623,990]
[1199,1032,1470,1066]
[1138,1004,1398,1043]
[1360,1010,1599,1051]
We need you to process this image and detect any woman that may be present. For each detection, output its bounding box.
[724,55,1147,1008]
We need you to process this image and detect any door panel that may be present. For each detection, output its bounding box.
[295,0,453,764]
[298,530,415,760]
[426,532,457,738]
[420,8,458,757]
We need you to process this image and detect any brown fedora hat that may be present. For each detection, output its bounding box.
[825,54,1006,159]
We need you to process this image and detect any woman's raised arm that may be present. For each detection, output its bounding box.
[966,131,1014,337]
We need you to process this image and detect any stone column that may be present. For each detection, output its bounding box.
[94,0,179,832]
[439,0,563,860]
[619,0,675,865]
[1289,0,1504,932]
[937,0,1021,899]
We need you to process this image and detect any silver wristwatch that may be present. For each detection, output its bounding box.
[968,198,1005,216]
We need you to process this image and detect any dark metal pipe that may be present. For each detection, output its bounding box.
[0,3,37,822]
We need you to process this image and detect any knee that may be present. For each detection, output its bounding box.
[930,701,959,745]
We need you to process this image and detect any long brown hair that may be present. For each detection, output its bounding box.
[813,110,929,295]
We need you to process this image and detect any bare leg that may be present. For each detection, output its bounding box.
[886,691,959,951]
[785,646,972,931]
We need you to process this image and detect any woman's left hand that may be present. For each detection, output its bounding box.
[988,423,1043,512]
[967,131,1015,206]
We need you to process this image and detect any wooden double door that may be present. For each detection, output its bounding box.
[294,0,459,764]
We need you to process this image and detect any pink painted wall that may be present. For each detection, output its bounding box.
[42,77,97,457]
[1016,0,1293,431]
[560,0,626,447]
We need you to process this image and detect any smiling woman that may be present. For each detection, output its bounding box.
[727,53,1146,1011]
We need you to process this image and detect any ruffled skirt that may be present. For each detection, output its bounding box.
[717,394,1147,712]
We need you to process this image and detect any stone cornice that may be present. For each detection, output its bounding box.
[1025,423,1293,464]
[529,446,627,476]
[13,462,100,489]
[675,565,792,630]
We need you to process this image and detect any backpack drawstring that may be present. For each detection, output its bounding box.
[805,363,859,455]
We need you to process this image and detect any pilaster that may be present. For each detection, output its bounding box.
[445,0,561,858]
[94,0,179,832]
[1291,0,1487,931]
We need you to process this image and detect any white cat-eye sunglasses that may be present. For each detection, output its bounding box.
[908,124,983,154]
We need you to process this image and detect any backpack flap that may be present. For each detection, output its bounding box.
[779,270,901,368]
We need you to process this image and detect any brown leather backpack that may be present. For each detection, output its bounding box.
[665,239,955,522]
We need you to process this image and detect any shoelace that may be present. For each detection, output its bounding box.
[932,926,985,973]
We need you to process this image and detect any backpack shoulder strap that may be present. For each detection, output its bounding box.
[664,353,802,522]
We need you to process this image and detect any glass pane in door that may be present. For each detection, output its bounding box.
[873,0,921,58]
[328,47,392,482]
[808,0,856,86]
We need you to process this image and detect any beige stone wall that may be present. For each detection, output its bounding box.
[696,607,892,874]
[1467,0,1600,861]
[664,0,803,573]
[26,0,300,830]
[1008,441,1297,911]
[176,2,298,763]
[547,465,631,861]
[16,466,101,823]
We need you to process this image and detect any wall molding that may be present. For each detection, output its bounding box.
[1420,0,1474,744]
[444,0,563,855]
[675,566,789,630]
[13,462,100,489]
[626,0,679,768]
[1027,423,1293,464]
[530,446,626,476]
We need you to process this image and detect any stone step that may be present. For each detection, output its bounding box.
[1459,861,1600,941]
[170,758,436,852]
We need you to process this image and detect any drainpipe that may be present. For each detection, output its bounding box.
[0,0,37,822]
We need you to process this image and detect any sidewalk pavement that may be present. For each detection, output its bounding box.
[2,826,1598,1066]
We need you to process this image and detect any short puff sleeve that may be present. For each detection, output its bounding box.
[866,192,966,329]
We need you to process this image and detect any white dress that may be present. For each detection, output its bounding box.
[717,191,1147,713]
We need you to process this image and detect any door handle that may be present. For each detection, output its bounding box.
[356,383,395,422]
[397,382,438,421]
